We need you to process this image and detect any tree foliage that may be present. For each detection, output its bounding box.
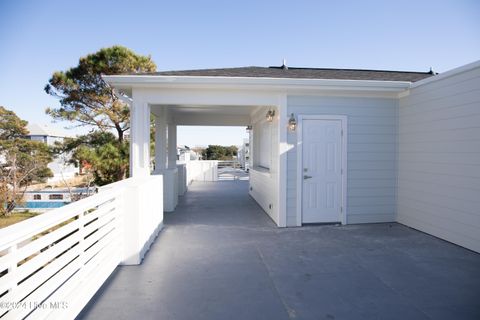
[0,107,53,216]
[54,131,128,186]
[45,45,156,141]
[202,145,238,160]
[45,46,157,182]
[0,106,29,139]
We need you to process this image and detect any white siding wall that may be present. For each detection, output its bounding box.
[27,135,79,184]
[287,96,398,226]
[398,64,480,253]
[249,107,279,225]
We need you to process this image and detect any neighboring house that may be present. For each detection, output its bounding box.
[19,187,96,211]
[177,145,200,162]
[26,123,79,184]
[237,138,250,171]
[104,60,480,253]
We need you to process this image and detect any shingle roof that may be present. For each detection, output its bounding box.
[139,66,435,82]
[26,123,73,138]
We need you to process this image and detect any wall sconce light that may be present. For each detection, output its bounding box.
[266,109,275,122]
[288,113,297,131]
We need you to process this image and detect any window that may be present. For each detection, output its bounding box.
[258,121,272,169]
[49,194,64,200]
[33,194,41,200]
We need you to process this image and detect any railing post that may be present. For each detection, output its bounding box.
[120,183,140,265]
[119,177,164,265]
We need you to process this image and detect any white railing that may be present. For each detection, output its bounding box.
[0,175,163,320]
[217,160,240,169]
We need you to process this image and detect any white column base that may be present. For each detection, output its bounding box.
[117,176,164,265]
[162,168,178,212]
[177,163,187,196]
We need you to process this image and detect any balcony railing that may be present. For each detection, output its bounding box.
[0,176,163,320]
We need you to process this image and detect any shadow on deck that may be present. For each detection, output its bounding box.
[78,180,480,320]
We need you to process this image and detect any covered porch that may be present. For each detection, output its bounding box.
[78,180,480,320]
[114,77,289,226]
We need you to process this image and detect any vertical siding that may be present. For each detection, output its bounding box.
[249,108,280,225]
[398,66,480,253]
[287,96,398,226]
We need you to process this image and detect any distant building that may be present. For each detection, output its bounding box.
[26,123,79,184]
[237,138,250,171]
[177,145,200,162]
[20,187,96,211]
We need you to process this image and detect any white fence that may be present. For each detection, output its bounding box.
[0,176,163,319]
[185,160,218,184]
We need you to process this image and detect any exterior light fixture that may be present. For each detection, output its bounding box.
[266,109,275,122]
[288,113,297,131]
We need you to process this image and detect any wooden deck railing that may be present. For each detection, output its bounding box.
[0,176,163,319]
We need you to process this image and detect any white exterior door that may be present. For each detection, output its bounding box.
[301,119,343,223]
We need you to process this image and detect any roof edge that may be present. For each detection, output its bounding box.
[102,75,412,92]
[411,60,480,88]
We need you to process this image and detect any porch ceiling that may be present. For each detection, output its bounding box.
[166,104,258,115]
[151,104,261,126]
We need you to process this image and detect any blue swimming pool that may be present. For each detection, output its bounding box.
[18,201,68,209]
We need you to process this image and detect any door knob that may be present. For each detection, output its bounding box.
[303,175,313,180]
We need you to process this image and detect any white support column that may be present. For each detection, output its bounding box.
[130,99,151,177]
[167,123,177,169]
[248,127,253,169]
[154,115,167,173]
[164,123,178,211]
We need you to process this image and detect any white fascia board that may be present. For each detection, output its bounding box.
[411,60,480,88]
[102,75,412,95]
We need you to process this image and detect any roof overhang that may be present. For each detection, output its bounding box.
[102,75,412,98]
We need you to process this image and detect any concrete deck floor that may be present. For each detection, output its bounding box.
[78,180,480,320]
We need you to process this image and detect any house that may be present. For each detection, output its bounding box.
[1,61,478,320]
[104,60,480,253]
[237,137,251,171]
[177,145,200,162]
[26,123,79,184]
[19,187,96,211]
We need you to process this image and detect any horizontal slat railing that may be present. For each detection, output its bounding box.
[217,160,240,168]
[0,189,122,320]
[0,175,164,319]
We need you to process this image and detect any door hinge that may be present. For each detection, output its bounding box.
[341,130,344,137]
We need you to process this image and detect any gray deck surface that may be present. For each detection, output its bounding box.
[78,180,480,320]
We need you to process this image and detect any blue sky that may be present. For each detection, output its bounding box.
[1,0,479,146]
